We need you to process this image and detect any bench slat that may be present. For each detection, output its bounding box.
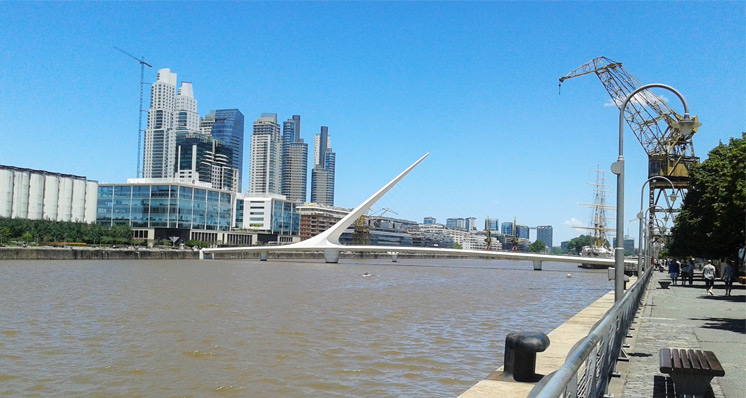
[672,349,683,370]
[660,348,673,373]
[678,349,692,371]
[688,349,702,371]
[704,351,726,377]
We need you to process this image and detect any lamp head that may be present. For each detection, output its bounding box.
[676,114,701,138]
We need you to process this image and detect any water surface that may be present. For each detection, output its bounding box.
[0,258,612,397]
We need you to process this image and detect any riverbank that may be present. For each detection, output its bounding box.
[0,246,502,261]
[458,286,619,397]
[0,246,200,260]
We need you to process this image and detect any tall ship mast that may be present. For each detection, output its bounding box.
[575,166,615,264]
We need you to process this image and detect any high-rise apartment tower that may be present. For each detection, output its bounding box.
[281,115,308,203]
[248,113,282,195]
[310,126,335,206]
[203,109,244,190]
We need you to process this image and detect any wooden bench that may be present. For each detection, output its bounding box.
[660,348,725,397]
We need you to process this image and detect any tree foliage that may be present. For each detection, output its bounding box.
[566,235,594,255]
[669,133,746,261]
[529,240,546,253]
[0,218,132,245]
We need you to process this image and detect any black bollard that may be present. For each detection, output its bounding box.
[503,332,550,382]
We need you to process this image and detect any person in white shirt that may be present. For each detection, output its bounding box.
[702,260,717,296]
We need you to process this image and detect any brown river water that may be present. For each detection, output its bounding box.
[0,258,611,397]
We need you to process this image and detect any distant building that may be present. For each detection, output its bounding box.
[235,193,299,243]
[143,68,178,179]
[501,221,514,236]
[517,225,530,239]
[203,109,244,190]
[175,132,238,192]
[249,113,282,195]
[536,225,553,248]
[0,165,98,223]
[96,180,251,245]
[281,115,308,203]
[446,217,465,230]
[339,216,416,246]
[486,218,499,231]
[613,236,635,253]
[297,203,350,240]
[423,216,436,225]
[310,126,335,206]
[465,217,477,231]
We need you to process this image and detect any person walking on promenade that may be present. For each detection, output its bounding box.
[723,261,735,296]
[703,260,717,295]
[685,259,694,286]
[669,259,680,286]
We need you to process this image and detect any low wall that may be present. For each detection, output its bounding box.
[0,248,483,261]
[458,289,618,397]
[0,247,200,260]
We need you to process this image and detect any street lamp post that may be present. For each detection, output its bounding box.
[637,177,677,276]
[613,83,696,302]
[643,205,667,269]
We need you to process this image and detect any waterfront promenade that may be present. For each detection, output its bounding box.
[613,270,745,398]
[460,269,745,397]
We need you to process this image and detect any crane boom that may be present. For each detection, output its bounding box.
[114,46,152,177]
[559,57,701,187]
[560,56,702,245]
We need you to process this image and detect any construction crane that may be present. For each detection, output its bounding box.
[352,208,397,245]
[559,56,702,243]
[114,46,152,178]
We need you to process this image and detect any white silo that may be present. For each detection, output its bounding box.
[57,177,74,222]
[27,172,46,220]
[84,181,98,223]
[0,168,13,218]
[71,178,86,222]
[43,175,59,221]
[11,170,30,219]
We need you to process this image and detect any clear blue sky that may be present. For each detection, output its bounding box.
[1,2,744,244]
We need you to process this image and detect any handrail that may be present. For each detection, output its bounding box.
[529,266,653,398]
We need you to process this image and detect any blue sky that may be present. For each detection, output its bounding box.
[1,2,744,244]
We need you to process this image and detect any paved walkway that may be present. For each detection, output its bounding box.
[612,270,746,398]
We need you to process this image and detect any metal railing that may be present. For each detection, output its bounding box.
[528,266,653,398]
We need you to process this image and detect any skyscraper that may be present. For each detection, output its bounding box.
[281,115,308,203]
[143,69,200,180]
[536,225,554,248]
[175,132,238,191]
[310,126,335,206]
[205,109,244,190]
[143,68,177,179]
[248,113,282,195]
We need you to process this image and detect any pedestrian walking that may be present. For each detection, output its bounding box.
[723,260,735,296]
[703,260,717,295]
[685,259,694,286]
[669,259,680,285]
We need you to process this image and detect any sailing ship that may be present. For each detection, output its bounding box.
[575,166,615,268]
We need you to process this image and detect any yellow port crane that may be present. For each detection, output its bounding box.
[559,56,701,242]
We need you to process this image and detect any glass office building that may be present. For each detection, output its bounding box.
[97,182,233,233]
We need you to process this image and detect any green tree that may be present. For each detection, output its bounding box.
[529,240,546,253]
[567,235,594,255]
[669,133,746,262]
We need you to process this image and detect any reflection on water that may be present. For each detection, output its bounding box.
[0,258,612,397]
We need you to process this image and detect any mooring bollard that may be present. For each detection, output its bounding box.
[504,332,550,382]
